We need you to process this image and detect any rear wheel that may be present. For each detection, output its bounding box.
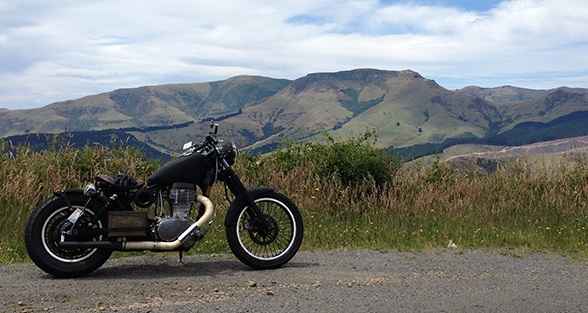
[25,191,112,277]
[226,191,303,269]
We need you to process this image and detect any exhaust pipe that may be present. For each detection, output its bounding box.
[60,195,214,251]
[194,195,214,229]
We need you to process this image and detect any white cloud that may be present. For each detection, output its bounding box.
[1,0,587,109]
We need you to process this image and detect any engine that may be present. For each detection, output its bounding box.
[154,217,195,242]
[152,183,197,242]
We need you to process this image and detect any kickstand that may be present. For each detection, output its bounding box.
[178,251,183,263]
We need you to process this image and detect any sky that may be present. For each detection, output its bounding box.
[1,0,587,110]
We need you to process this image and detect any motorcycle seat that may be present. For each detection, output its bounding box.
[96,174,145,189]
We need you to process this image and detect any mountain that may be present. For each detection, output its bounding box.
[226,69,501,150]
[457,85,588,104]
[2,69,588,157]
[0,75,290,137]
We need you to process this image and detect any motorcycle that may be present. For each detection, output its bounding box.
[25,121,304,278]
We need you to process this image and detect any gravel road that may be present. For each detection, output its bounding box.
[1,249,586,312]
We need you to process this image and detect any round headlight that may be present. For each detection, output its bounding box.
[221,141,238,166]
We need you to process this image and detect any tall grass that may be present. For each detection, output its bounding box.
[236,138,587,258]
[0,137,159,264]
[1,134,586,265]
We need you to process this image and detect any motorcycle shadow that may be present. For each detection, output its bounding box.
[76,253,312,280]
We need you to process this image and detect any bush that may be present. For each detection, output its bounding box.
[270,130,401,188]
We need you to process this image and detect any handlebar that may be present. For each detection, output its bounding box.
[210,120,219,135]
[182,120,221,156]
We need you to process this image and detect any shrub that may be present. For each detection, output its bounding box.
[269,129,401,188]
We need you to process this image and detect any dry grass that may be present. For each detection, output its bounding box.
[236,152,588,257]
[0,138,159,264]
[1,137,586,265]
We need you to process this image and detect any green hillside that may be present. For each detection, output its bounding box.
[0,76,290,136]
[2,69,588,158]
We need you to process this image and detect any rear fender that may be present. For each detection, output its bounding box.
[53,189,108,207]
[51,189,117,221]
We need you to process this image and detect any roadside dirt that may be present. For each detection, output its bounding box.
[1,249,586,312]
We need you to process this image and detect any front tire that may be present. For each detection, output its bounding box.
[25,191,112,278]
[226,191,303,269]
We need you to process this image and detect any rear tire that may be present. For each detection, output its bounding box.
[24,191,112,278]
[226,191,303,269]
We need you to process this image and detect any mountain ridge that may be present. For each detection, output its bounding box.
[2,69,588,156]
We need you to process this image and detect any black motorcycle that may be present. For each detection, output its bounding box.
[25,121,304,277]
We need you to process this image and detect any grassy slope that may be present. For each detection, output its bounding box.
[223,70,500,151]
[499,91,588,132]
[0,76,290,137]
[3,69,588,157]
[335,73,489,148]
[457,85,553,103]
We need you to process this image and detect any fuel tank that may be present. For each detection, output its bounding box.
[147,152,208,189]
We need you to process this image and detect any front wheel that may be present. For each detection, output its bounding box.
[226,191,303,269]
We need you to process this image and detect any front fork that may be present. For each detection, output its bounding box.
[220,168,272,230]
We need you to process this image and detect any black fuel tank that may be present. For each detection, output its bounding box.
[147,152,208,188]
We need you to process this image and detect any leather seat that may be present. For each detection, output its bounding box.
[96,174,145,189]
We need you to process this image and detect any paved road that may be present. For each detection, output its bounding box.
[1,249,586,312]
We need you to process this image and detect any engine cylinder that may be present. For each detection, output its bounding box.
[169,183,196,219]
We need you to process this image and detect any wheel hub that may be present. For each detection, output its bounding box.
[248,215,279,246]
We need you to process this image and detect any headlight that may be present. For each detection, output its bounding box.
[221,141,238,166]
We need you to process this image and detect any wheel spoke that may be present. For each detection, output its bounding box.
[42,206,103,261]
[237,198,296,259]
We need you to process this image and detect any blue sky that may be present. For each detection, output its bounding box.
[1,0,587,110]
